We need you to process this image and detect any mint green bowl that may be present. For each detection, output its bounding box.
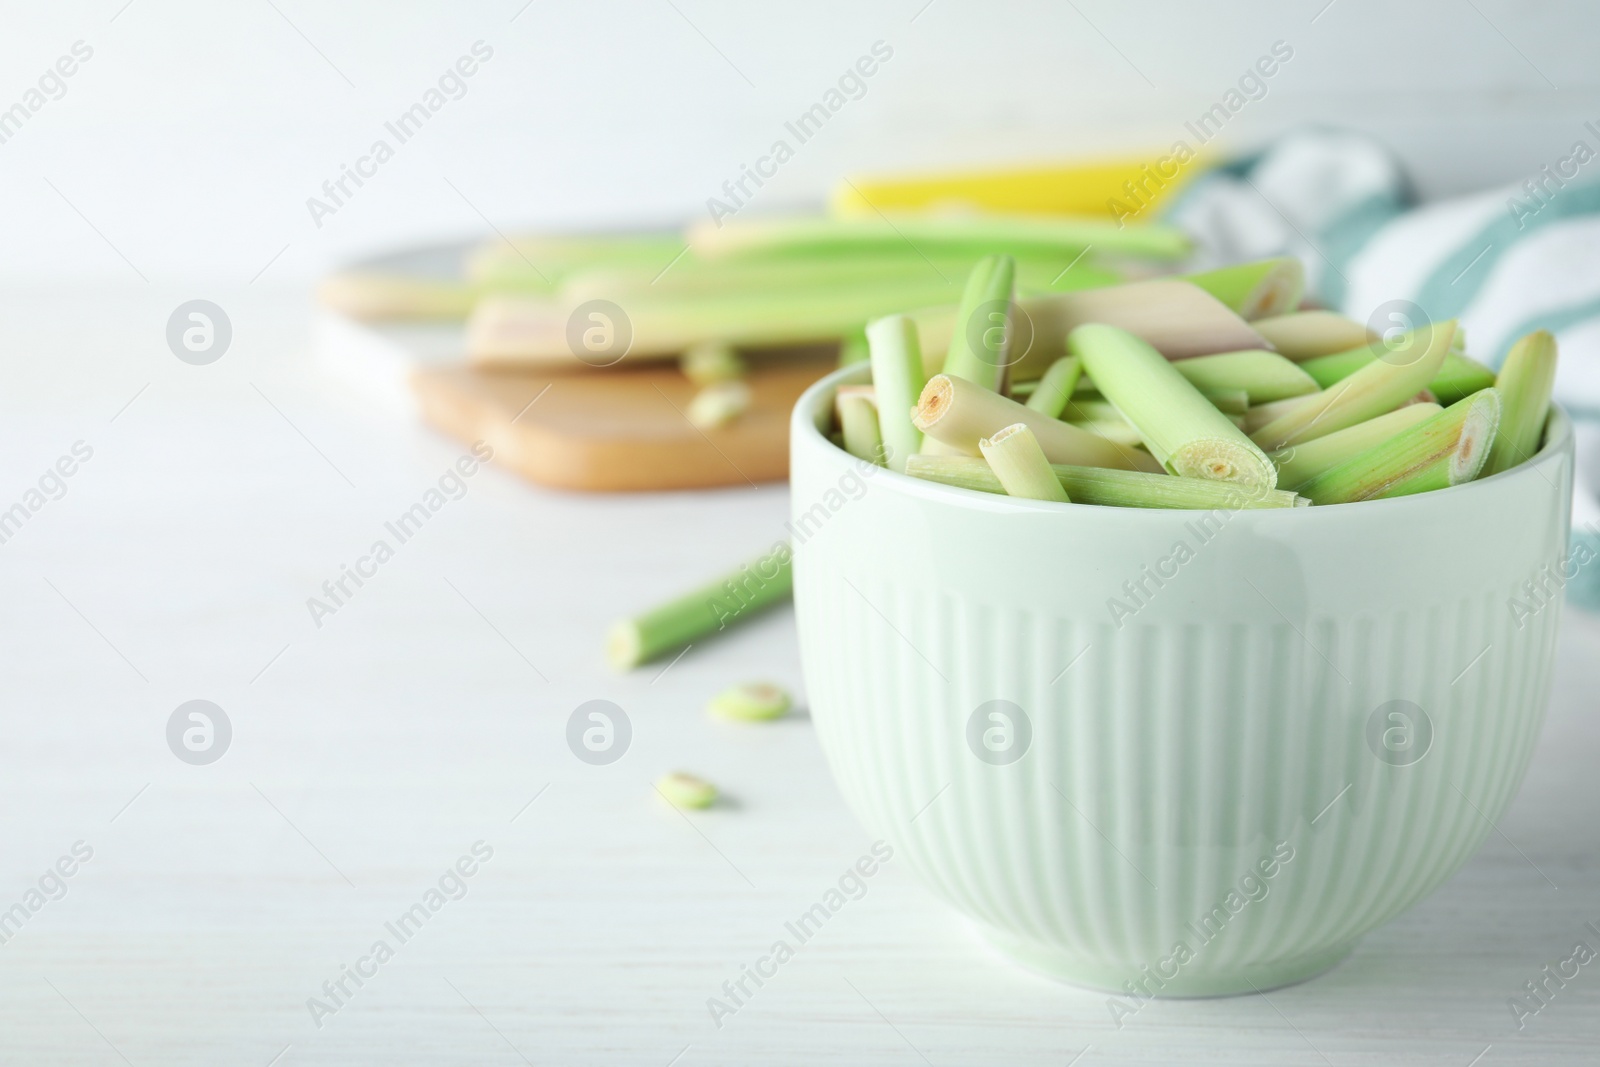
[791,364,1572,996]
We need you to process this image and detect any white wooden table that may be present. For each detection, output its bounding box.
[1,286,1596,1065]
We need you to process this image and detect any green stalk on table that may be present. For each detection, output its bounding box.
[1296,389,1501,505]
[905,455,1304,508]
[1484,330,1558,475]
[1068,323,1277,489]
[607,544,792,670]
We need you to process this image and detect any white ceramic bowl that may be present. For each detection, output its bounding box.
[790,364,1573,996]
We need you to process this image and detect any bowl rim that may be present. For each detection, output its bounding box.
[792,362,1574,518]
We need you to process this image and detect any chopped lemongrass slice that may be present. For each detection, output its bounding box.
[1068,324,1278,489]
[1064,419,1145,447]
[866,314,926,472]
[1296,389,1500,504]
[1250,311,1375,361]
[687,380,751,429]
[1181,257,1305,320]
[905,455,1302,509]
[914,373,1163,472]
[1023,355,1081,417]
[680,340,746,385]
[837,393,885,466]
[1428,352,1497,405]
[607,544,792,670]
[943,254,1016,392]
[709,682,792,722]
[1269,403,1441,490]
[980,423,1071,502]
[1171,350,1320,404]
[838,327,870,367]
[1205,388,1250,416]
[656,772,718,810]
[1249,321,1456,451]
[1484,330,1558,475]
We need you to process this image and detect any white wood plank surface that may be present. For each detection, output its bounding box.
[0,287,1596,1065]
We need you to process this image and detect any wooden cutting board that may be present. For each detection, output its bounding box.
[411,350,837,492]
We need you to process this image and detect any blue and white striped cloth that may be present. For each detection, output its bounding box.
[1165,129,1600,610]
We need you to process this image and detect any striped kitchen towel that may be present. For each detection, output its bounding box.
[1164,127,1600,610]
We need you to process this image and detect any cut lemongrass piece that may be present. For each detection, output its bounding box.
[606,544,792,670]
[1250,311,1375,361]
[909,278,1272,377]
[1061,397,1122,423]
[1068,324,1277,488]
[914,373,1162,472]
[1484,329,1558,475]
[1171,350,1320,404]
[1429,352,1497,405]
[905,455,1302,509]
[838,327,870,367]
[656,772,718,810]
[866,314,926,473]
[1269,403,1441,491]
[680,340,745,385]
[942,254,1016,392]
[1182,257,1305,320]
[979,423,1071,502]
[1204,388,1250,416]
[837,392,885,466]
[1023,355,1081,418]
[1250,321,1456,450]
[1297,389,1501,504]
[687,380,751,429]
[708,681,792,722]
[1065,419,1145,447]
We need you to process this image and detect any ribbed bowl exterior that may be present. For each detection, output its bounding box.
[790,365,1573,995]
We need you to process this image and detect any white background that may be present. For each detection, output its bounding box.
[0,0,1595,284]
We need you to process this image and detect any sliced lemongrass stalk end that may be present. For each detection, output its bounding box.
[709,682,793,722]
[1485,330,1558,476]
[656,772,718,809]
[980,423,1072,502]
[680,340,746,385]
[1297,388,1500,504]
[687,380,752,429]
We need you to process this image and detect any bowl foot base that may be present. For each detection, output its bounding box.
[978,927,1358,997]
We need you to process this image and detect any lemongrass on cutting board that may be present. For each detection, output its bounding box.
[687,381,750,429]
[979,423,1071,502]
[1484,330,1558,476]
[913,373,1163,472]
[1069,324,1278,489]
[1181,257,1304,320]
[1023,355,1081,418]
[1268,403,1441,491]
[680,340,745,385]
[1170,350,1320,404]
[1296,389,1501,505]
[318,273,488,322]
[909,278,1272,377]
[942,255,1016,391]
[607,545,793,671]
[904,455,1304,509]
[837,392,885,466]
[1250,310,1375,361]
[1249,321,1456,451]
[865,314,926,473]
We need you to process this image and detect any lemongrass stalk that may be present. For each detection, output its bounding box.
[979,423,1071,502]
[467,232,685,285]
[1241,394,1310,434]
[1171,350,1319,404]
[318,273,486,322]
[708,682,791,722]
[607,544,792,670]
[1181,257,1305,320]
[837,393,885,466]
[680,340,745,385]
[1206,389,1250,415]
[1024,355,1082,417]
[687,381,750,429]
[1068,324,1277,488]
[1430,351,1499,406]
[1250,311,1375,361]
[942,255,1016,391]
[838,327,870,367]
[1268,403,1441,490]
[1250,321,1456,450]
[655,772,718,809]
[687,213,1191,262]
[1064,419,1144,447]
[1297,389,1501,504]
[914,373,1161,472]
[905,455,1302,509]
[909,278,1271,376]
[866,314,926,472]
[1062,397,1122,423]
[1484,330,1559,475]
